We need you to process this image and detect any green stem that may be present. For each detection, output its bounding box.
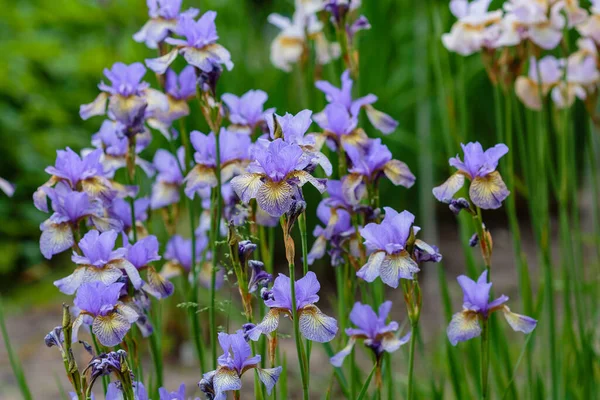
[407,323,418,400]
[481,318,490,400]
[288,259,309,400]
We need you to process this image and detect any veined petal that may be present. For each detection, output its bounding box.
[248,309,281,341]
[256,180,294,217]
[109,259,143,290]
[83,265,123,286]
[379,252,420,288]
[380,331,411,353]
[180,47,212,72]
[81,176,114,203]
[330,337,356,367]
[145,49,178,74]
[342,173,364,205]
[184,165,218,198]
[257,367,283,395]
[115,304,139,324]
[311,150,333,176]
[447,310,481,346]
[160,261,184,279]
[40,221,74,260]
[144,266,174,299]
[231,173,264,203]
[205,43,234,71]
[356,251,385,283]
[364,104,398,134]
[213,368,242,399]
[80,92,108,120]
[292,171,327,193]
[150,181,180,209]
[92,312,131,347]
[54,267,86,295]
[383,159,416,188]
[469,171,510,210]
[432,172,465,203]
[71,314,86,343]
[502,306,537,334]
[307,235,327,266]
[298,304,338,343]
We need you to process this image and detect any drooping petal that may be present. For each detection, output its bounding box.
[92,313,131,347]
[248,309,281,341]
[145,49,178,74]
[257,367,283,395]
[144,266,175,299]
[379,252,419,288]
[307,235,327,265]
[83,265,124,287]
[71,314,87,343]
[447,310,481,346]
[469,171,510,209]
[54,267,86,295]
[110,259,143,290]
[341,173,365,205]
[364,104,398,134]
[383,159,416,188]
[502,306,537,334]
[356,251,385,283]
[40,221,74,260]
[256,180,294,217]
[432,173,465,203]
[213,367,242,399]
[80,92,109,120]
[380,331,411,353]
[292,171,327,193]
[298,304,338,343]
[183,165,218,198]
[330,337,356,367]
[230,173,264,203]
[515,77,542,111]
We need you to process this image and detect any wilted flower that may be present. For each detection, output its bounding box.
[248,271,338,342]
[184,129,252,198]
[199,330,282,400]
[146,11,233,74]
[72,282,139,347]
[268,9,340,72]
[44,326,65,353]
[248,260,273,293]
[134,0,199,49]
[447,270,537,345]
[231,138,327,217]
[342,139,415,204]
[357,208,439,287]
[314,70,398,134]
[80,63,168,134]
[54,230,142,295]
[433,142,510,210]
[85,350,127,381]
[442,0,502,55]
[331,301,410,366]
[151,147,185,209]
[222,90,275,133]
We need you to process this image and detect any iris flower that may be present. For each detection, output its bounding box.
[133,0,199,49]
[331,301,410,366]
[432,142,510,210]
[231,138,327,217]
[222,89,275,133]
[72,282,139,347]
[145,11,233,75]
[578,1,600,44]
[199,330,282,400]
[314,70,398,134]
[150,147,185,209]
[159,383,199,400]
[126,235,174,299]
[248,271,338,343]
[357,208,440,288]
[447,270,537,345]
[54,230,142,295]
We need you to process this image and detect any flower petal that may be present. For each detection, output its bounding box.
[92,312,131,347]
[469,171,510,210]
[383,159,416,188]
[256,180,294,217]
[380,331,411,353]
[298,304,338,343]
[432,172,465,203]
[40,221,74,260]
[447,310,481,346]
[231,173,264,203]
[54,267,86,295]
[83,265,123,286]
[184,165,218,198]
[342,173,365,205]
[502,306,537,334]
[356,251,385,283]
[213,367,242,398]
[110,259,143,290]
[292,171,327,193]
[144,266,175,299]
[364,104,398,134]
[330,337,356,367]
[248,309,281,341]
[145,49,178,75]
[379,252,420,287]
[257,367,283,395]
[79,92,108,120]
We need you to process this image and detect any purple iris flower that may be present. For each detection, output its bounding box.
[231,138,327,217]
[342,139,415,204]
[314,103,364,150]
[126,235,174,299]
[357,208,441,288]
[248,260,273,293]
[106,381,149,400]
[38,183,122,260]
[151,147,185,209]
[448,270,537,345]
[72,282,139,347]
[159,383,198,400]
[145,11,233,75]
[248,271,338,343]
[433,142,510,210]
[134,0,199,49]
[54,230,142,295]
[222,90,275,133]
[80,62,168,134]
[199,330,282,400]
[315,70,398,134]
[184,129,252,198]
[161,234,224,290]
[109,197,150,232]
[331,301,410,366]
